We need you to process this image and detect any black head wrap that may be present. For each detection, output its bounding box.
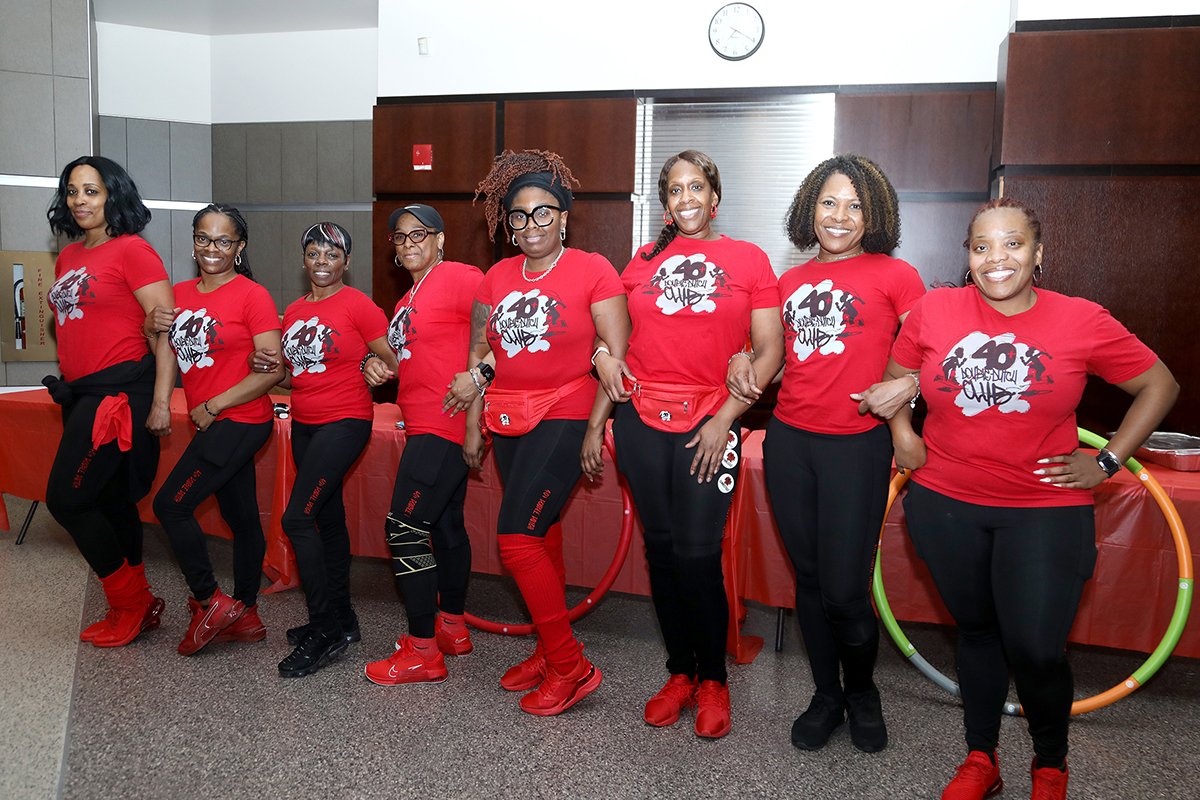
[503,171,573,212]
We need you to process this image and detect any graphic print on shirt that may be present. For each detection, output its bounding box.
[168,308,222,373]
[935,330,1054,417]
[489,289,565,358]
[48,268,96,325]
[781,279,865,361]
[388,306,416,361]
[283,315,339,375]
[646,252,730,315]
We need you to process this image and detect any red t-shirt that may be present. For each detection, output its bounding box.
[776,253,925,434]
[891,288,1158,508]
[48,235,167,381]
[623,235,779,386]
[168,275,280,424]
[475,249,624,420]
[389,260,484,445]
[282,286,388,425]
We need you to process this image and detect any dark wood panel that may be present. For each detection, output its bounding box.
[835,91,995,193]
[373,103,497,194]
[497,200,634,276]
[1003,176,1200,436]
[503,99,637,193]
[893,200,981,289]
[1000,28,1200,165]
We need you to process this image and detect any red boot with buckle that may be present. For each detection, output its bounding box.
[91,561,165,647]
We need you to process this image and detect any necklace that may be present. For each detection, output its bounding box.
[814,246,865,263]
[404,257,441,313]
[522,247,565,282]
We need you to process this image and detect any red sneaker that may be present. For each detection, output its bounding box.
[80,609,118,642]
[435,615,474,656]
[644,674,699,727]
[92,562,165,648]
[501,642,546,691]
[177,589,245,656]
[942,751,1003,800]
[694,680,731,738]
[1030,758,1069,800]
[366,636,448,685]
[519,654,602,716]
[213,604,266,643]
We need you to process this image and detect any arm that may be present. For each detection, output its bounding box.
[687,307,784,483]
[461,300,492,468]
[191,329,284,432]
[589,295,636,403]
[1038,359,1179,489]
[444,349,496,415]
[362,335,399,387]
[872,358,927,470]
[582,295,632,478]
[132,280,176,437]
[850,310,918,418]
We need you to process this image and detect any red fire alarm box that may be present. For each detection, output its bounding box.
[413,144,432,171]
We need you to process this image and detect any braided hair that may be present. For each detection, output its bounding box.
[963,196,1042,249]
[784,154,901,253]
[641,150,722,262]
[193,203,253,280]
[474,149,579,241]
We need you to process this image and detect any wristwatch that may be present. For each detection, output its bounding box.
[1096,448,1122,478]
[475,362,496,383]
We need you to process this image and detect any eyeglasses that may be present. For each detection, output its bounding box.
[389,229,434,245]
[193,234,242,251]
[507,205,560,231]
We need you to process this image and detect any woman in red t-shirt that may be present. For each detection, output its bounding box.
[464,150,630,716]
[43,155,175,648]
[867,198,1178,799]
[600,150,783,739]
[148,204,283,656]
[758,155,923,754]
[358,204,484,686]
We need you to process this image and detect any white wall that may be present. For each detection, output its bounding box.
[378,0,1015,98]
[96,23,212,124]
[1013,0,1200,19]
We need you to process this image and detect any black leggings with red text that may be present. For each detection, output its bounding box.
[152,419,272,607]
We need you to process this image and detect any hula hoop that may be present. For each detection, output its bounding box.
[465,429,635,636]
[872,427,1193,716]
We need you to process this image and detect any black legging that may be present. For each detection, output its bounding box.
[153,418,273,607]
[282,417,372,635]
[612,402,738,685]
[903,481,1097,765]
[762,418,892,699]
[490,419,587,539]
[386,433,472,639]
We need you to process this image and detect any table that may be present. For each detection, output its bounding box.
[2,388,1195,658]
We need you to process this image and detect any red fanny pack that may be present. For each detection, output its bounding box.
[484,373,594,436]
[628,378,727,433]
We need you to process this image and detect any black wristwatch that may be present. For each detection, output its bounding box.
[1096,448,1121,478]
[475,362,496,383]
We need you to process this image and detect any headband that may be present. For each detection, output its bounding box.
[503,171,573,212]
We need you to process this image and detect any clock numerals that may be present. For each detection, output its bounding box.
[709,3,763,62]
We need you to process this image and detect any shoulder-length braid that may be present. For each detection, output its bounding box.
[193,203,254,281]
[473,149,579,241]
[784,154,901,254]
[642,150,722,262]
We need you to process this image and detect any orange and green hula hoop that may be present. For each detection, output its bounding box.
[872,427,1193,716]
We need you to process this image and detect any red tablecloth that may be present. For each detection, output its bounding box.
[2,388,1195,658]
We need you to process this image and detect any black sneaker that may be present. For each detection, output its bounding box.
[790,692,845,751]
[844,687,888,753]
[278,629,349,678]
[286,616,361,646]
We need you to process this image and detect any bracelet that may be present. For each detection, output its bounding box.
[475,362,496,383]
[360,352,381,374]
[469,368,486,397]
[729,351,753,365]
[203,400,218,418]
[906,372,921,409]
[591,345,611,367]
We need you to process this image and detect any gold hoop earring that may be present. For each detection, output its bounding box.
[234,254,242,266]
[1033,263,1044,285]
[964,270,973,286]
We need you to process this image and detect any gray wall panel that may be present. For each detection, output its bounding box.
[0,71,56,176]
[170,122,212,202]
[98,115,127,167]
[125,118,171,200]
[0,1,52,74]
[243,210,283,310]
[0,186,57,252]
[353,120,372,202]
[894,200,980,290]
[280,123,317,203]
[281,211,318,299]
[316,121,355,203]
[211,124,247,204]
[4,360,57,386]
[51,0,90,78]
[53,76,92,168]
[351,210,373,299]
[138,212,172,277]
[245,124,282,204]
[167,210,194,285]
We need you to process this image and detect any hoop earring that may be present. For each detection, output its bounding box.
[437,247,444,260]
[663,211,674,226]
[710,205,718,219]
[964,270,973,286]
[192,252,197,261]
[235,254,242,266]
[559,228,566,241]
[1033,263,1044,285]
[511,234,518,247]
[394,255,401,268]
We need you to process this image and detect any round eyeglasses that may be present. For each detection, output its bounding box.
[507,205,560,231]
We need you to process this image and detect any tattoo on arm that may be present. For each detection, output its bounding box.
[471,301,489,347]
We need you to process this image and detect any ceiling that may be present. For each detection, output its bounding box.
[93,0,379,35]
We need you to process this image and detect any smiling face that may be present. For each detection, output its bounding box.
[813,172,865,258]
[67,165,109,240]
[665,159,720,240]
[193,212,245,280]
[967,207,1043,315]
[508,186,566,261]
[392,212,443,282]
[304,241,348,293]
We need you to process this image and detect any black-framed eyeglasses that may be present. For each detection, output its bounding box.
[507,205,560,231]
[193,234,242,251]
[389,229,434,245]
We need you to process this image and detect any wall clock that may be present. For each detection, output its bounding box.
[709,3,764,61]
